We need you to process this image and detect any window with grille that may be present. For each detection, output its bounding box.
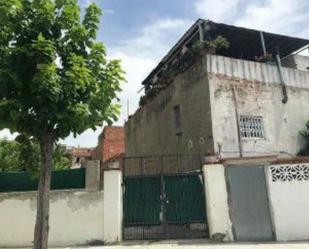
[239,116,264,138]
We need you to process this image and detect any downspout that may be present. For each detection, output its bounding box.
[275,50,288,104]
[232,86,243,157]
[197,20,204,42]
[259,31,267,56]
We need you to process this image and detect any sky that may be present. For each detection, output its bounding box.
[0,0,308,147]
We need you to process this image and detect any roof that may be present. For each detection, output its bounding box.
[208,21,309,60]
[142,19,309,87]
[67,147,94,157]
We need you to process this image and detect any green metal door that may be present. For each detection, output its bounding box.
[164,173,207,224]
[123,172,208,240]
[123,176,161,226]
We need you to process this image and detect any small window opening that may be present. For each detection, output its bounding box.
[240,116,264,138]
[174,105,181,130]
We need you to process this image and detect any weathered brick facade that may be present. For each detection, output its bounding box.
[95,126,124,162]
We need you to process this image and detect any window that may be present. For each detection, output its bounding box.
[174,105,181,130]
[239,116,264,138]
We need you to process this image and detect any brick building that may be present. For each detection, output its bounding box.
[66,147,94,168]
[94,126,125,162]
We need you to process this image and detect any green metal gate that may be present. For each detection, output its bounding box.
[123,176,161,226]
[123,155,208,240]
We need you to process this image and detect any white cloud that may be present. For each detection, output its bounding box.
[104,8,115,15]
[194,0,243,22]
[80,0,97,8]
[235,0,309,37]
[195,0,309,38]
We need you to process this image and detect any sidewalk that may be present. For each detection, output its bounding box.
[5,240,309,249]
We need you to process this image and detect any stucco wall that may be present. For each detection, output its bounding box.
[0,190,104,247]
[282,55,309,72]
[266,163,309,241]
[207,54,309,157]
[203,164,233,241]
[125,55,214,157]
[103,170,123,243]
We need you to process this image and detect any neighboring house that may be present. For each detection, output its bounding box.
[93,126,125,162]
[66,147,94,168]
[125,19,309,159]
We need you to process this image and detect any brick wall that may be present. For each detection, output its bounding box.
[96,126,124,162]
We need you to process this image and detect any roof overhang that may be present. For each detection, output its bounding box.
[142,19,309,87]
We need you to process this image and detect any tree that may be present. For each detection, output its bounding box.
[0,139,20,172]
[0,1,124,248]
[0,137,72,173]
[298,120,309,156]
[52,143,72,170]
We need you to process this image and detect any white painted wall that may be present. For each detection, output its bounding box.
[207,54,309,158]
[103,170,123,243]
[0,190,104,247]
[203,164,233,241]
[266,163,309,241]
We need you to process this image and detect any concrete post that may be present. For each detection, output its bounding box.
[203,164,234,241]
[103,169,123,243]
[85,160,100,191]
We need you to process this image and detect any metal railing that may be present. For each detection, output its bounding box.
[123,154,203,176]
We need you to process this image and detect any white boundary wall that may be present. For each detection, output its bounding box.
[0,190,104,247]
[203,164,233,241]
[103,170,123,243]
[266,163,309,241]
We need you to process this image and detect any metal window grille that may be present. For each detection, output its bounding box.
[239,116,264,138]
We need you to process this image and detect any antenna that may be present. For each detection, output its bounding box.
[127,99,129,118]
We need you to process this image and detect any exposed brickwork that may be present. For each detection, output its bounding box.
[95,126,125,162]
[66,147,94,168]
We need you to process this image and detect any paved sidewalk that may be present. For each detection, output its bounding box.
[5,240,309,249]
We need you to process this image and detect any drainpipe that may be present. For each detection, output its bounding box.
[197,20,204,42]
[275,49,288,104]
[259,31,267,56]
[232,86,243,157]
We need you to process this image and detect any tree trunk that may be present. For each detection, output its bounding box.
[33,132,54,249]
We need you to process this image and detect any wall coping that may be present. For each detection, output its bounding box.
[219,156,309,166]
[0,189,102,197]
[206,54,309,90]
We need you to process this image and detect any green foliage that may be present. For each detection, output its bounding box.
[298,121,309,156]
[0,0,124,140]
[0,137,72,173]
[15,135,41,174]
[52,144,72,170]
[207,35,230,50]
[0,139,20,172]
[139,95,147,107]
[192,36,230,55]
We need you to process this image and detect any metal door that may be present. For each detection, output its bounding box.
[123,172,208,240]
[226,165,274,241]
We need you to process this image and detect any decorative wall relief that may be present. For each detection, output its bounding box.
[188,139,193,149]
